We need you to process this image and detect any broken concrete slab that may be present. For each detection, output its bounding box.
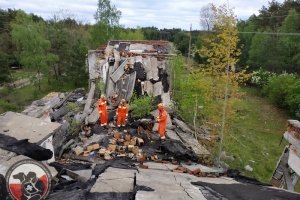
[173,118,194,134]
[83,82,95,122]
[143,81,153,96]
[90,167,135,193]
[22,92,61,118]
[161,92,171,108]
[135,56,143,63]
[65,169,92,182]
[110,59,128,83]
[83,134,106,147]
[150,57,159,81]
[136,168,206,200]
[166,129,181,141]
[181,164,224,174]
[87,107,100,124]
[0,111,61,144]
[140,162,178,171]
[129,43,154,52]
[88,51,98,80]
[175,128,210,156]
[153,81,163,97]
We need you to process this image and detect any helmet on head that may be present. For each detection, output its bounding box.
[101,94,105,98]
[158,103,164,108]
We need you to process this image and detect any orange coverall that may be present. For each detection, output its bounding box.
[157,108,167,139]
[98,98,108,126]
[116,103,128,127]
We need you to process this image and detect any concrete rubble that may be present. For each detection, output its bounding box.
[1,40,300,200]
[271,119,300,191]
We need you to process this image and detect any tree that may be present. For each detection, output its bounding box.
[278,9,300,73]
[89,21,110,48]
[94,0,121,26]
[198,4,250,164]
[200,3,214,31]
[11,11,58,90]
[0,52,11,84]
[174,32,190,55]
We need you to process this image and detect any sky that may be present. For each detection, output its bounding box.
[0,0,285,30]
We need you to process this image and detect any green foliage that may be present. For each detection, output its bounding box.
[11,11,58,90]
[0,52,11,84]
[67,102,81,112]
[94,0,121,26]
[250,68,276,87]
[263,73,297,108]
[89,22,110,48]
[262,73,300,117]
[116,28,144,40]
[130,94,153,119]
[238,1,300,74]
[0,99,20,113]
[174,32,190,55]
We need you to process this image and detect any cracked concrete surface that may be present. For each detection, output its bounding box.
[136,168,206,200]
[90,167,136,193]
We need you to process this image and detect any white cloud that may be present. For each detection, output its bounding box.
[0,0,285,29]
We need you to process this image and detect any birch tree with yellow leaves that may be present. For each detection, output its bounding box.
[195,4,250,163]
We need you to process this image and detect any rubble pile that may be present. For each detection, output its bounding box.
[3,40,298,199]
[271,119,300,191]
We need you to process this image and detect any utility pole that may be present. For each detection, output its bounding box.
[188,24,192,68]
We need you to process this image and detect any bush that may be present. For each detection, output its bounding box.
[262,73,297,108]
[286,80,300,115]
[130,94,153,119]
[251,68,275,87]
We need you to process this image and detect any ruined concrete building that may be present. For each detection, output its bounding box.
[272,120,300,191]
[1,40,300,199]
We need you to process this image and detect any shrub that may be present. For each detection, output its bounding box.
[130,94,153,119]
[262,73,297,108]
[251,68,275,87]
[286,79,300,117]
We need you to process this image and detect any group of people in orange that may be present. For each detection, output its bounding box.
[97,95,167,140]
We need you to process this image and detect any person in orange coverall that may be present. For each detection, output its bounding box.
[98,95,108,126]
[156,103,167,140]
[116,99,128,127]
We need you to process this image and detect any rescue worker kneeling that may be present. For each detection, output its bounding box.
[98,94,108,126]
[116,99,128,127]
[156,103,167,140]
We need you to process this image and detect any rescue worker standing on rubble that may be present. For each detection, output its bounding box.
[98,94,108,127]
[116,99,129,127]
[156,103,167,140]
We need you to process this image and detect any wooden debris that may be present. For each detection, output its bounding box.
[83,151,90,157]
[108,144,116,152]
[128,145,134,152]
[130,137,137,145]
[98,148,106,156]
[113,131,121,139]
[73,147,84,156]
[125,134,131,142]
[132,146,139,155]
[93,143,100,150]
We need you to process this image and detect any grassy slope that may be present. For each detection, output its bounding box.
[224,87,289,183]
